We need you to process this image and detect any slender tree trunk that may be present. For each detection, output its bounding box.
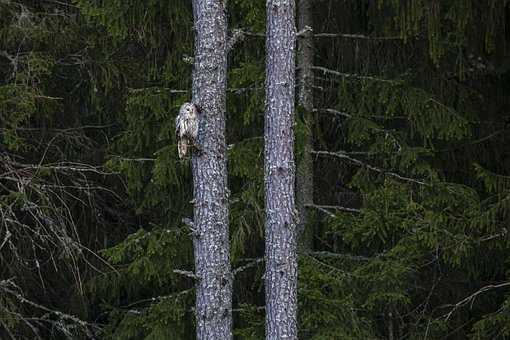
[191,1,232,339]
[296,0,314,251]
[264,0,298,339]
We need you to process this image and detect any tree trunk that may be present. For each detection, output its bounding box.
[296,0,314,251]
[191,1,232,339]
[264,0,298,339]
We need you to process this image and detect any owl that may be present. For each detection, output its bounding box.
[175,102,199,159]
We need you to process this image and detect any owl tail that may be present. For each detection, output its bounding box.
[178,138,189,159]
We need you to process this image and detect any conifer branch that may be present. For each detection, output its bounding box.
[3,124,118,132]
[305,203,360,214]
[478,228,508,243]
[306,204,335,217]
[310,65,401,84]
[110,156,155,162]
[313,108,351,118]
[233,258,264,276]
[314,33,401,40]
[312,150,428,186]
[128,87,188,94]
[236,30,265,37]
[235,30,401,40]
[442,281,510,321]
[313,107,407,120]
[182,217,194,228]
[227,28,245,51]
[232,306,265,313]
[296,25,313,37]
[0,279,98,334]
[182,218,199,237]
[468,129,507,145]
[127,86,261,94]
[123,288,194,309]
[308,251,370,262]
[5,161,119,176]
[173,269,199,280]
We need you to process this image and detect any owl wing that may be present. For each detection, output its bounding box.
[185,106,198,140]
[176,113,189,159]
[176,103,190,137]
[178,137,189,159]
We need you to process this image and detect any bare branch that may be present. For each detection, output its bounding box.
[233,258,264,276]
[313,107,351,118]
[182,218,194,228]
[306,203,360,214]
[312,150,428,186]
[239,30,265,38]
[173,269,199,280]
[227,28,246,51]
[441,281,510,321]
[123,288,194,309]
[234,30,401,41]
[314,32,401,40]
[1,124,117,132]
[127,86,261,95]
[296,25,313,37]
[110,156,156,162]
[313,107,407,120]
[232,306,265,313]
[308,251,370,262]
[310,65,401,84]
[0,279,98,334]
[4,159,119,176]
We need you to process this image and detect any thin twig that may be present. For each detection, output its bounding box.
[0,280,98,331]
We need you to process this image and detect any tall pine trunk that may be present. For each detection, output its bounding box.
[191,1,232,339]
[296,0,314,251]
[264,0,298,338]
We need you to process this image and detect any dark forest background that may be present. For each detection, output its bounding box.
[1,0,510,339]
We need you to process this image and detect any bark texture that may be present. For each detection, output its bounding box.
[264,0,298,339]
[191,1,232,339]
[296,0,314,251]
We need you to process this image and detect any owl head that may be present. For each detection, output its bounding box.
[179,102,196,117]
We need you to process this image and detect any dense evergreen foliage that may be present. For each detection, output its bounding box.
[1,0,509,339]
